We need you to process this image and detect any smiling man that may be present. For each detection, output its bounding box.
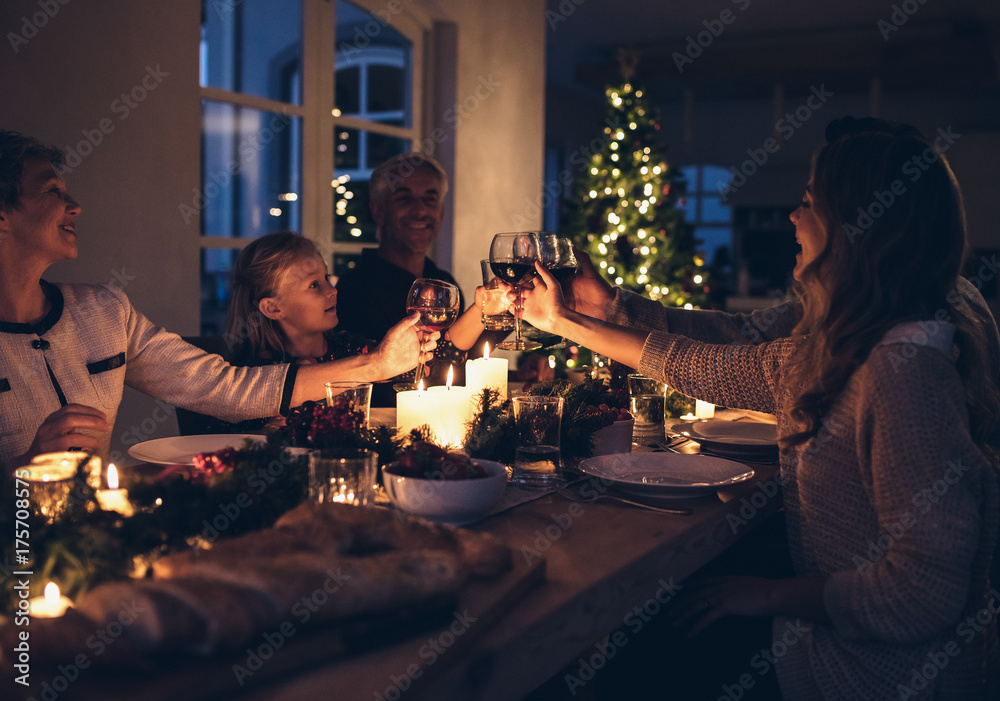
[334,152,463,343]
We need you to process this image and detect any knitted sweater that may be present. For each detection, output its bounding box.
[0,282,294,464]
[635,321,999,699]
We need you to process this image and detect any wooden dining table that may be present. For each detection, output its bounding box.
[34,411,782,701]
[227,410,783,701]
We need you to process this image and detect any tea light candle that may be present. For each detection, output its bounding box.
[20,458,80,522]
[396,380,441,438]
[466,342,508,408]
[29,582,72,618]
[679,413,698,421]
[428,367,473,448]
[95,464,133,517]
[695,400,716,419]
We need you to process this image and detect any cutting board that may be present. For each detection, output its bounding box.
[14,554,546,701]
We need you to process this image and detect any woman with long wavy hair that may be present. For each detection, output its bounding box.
[520,119,1000,699]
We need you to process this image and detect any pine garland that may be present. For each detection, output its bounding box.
[463,377,629,467]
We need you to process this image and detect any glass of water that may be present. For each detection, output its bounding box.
[628,374,667,446]
[511,395,564,488]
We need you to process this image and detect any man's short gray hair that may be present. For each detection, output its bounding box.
[368,152,448,204]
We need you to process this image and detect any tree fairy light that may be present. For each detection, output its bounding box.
[561,78,709,309]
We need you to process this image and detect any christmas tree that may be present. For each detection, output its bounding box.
[562,70,709,309]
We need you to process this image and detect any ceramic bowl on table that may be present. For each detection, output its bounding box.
[382,459,508,526]
[591,418,635,456]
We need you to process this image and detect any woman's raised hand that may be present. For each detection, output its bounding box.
[518,262,569,336]
[563,246,615,320]
[373,311,440,379]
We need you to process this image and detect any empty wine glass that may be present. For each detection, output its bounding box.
[397,278,461,391]
[490,232,541,351]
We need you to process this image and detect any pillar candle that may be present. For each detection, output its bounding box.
[695,400,716,419]
[466,342,508,409]
[396,381,441,439]
[428,367,473,448]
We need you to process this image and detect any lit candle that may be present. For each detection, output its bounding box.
[679,413,698,421]
[695,400,715,419]
[428,366,473,448]
[95,464,134,517]
[396,379,441,438]
[465,342,508,409]
[29,582,72,618]
[20,458,79,522]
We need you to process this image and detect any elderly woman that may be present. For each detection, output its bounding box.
[0,131,433,465]
[521,119,999,699]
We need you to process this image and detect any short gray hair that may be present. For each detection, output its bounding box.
[368,152,448,205]
[0,131,65,211]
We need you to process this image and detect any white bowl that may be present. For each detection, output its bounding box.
[592,418,635,456]
[382,459,508,525]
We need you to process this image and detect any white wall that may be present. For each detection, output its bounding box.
[0,0,547,456]
[426,0,547,298]
[1,0,203,462]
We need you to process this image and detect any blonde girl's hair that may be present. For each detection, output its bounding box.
[782,120,1000,451]
[225,232,324,360]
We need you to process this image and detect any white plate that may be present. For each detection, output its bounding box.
[128,434,266,466]
[671,420,778,454]
[577,452,754,497]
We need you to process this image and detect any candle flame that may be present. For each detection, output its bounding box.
[44,582,60,604]
[107,464,119,489]
[417,378,425,393]
[446,365,454,390]
[484,342,491,360]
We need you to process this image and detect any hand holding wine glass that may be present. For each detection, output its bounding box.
[403,278,461,388]
[490,232,542,351]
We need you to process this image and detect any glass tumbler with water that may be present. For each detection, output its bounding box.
[512,395,564,488]
[628,374,667,445]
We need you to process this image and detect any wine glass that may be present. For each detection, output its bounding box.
[539,233,579,284]
[399,278,461,390]
[536,233,578,349]
[490,232,542,351]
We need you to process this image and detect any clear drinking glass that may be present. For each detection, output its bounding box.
[511,395,564,488]
[480,259,515,331]
[308,450,377,506]
[628,374,667,446]
[324,382,373,425]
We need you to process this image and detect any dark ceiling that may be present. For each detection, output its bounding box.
[546,0,1000,100]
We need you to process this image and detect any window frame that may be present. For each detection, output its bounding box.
[197,0,430,296]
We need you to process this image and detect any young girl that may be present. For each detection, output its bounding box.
[520,120,1000,698]
[226,232,487,387]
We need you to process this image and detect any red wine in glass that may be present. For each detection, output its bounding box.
[490,258,537,286]
[548,265,578,285]
[490,232,542,351]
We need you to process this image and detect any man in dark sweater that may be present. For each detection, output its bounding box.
[335,153,507,404]
[335,153,462,343]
